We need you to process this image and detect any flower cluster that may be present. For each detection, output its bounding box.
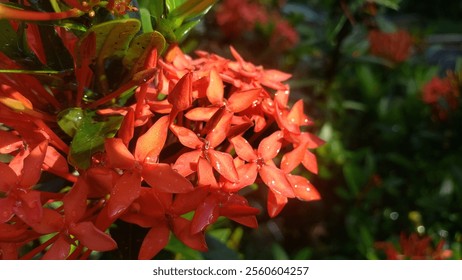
[0,2,323,258]
[215,0,299,51]
[422,72,460,120]
[376,233,452,260]
[368,29,412,63]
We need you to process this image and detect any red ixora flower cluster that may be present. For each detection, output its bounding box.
[368,29,412,63]
[215,0,299,51]
[422,73,460,120]
[0,18,323,258]
[375,233,452,260]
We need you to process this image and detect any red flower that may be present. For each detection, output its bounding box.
[376,233,453,260]
[422,75,459,120]
[368,29,412,63]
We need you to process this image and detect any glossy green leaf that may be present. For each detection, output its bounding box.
[122,31,166,73]
[174,19,200,42]
[169,0,216,21]
[166,0,187,14]
[138,0,164,22]
[57,107,84,137]
[68,110,123,169]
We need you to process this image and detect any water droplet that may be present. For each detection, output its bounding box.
[293,184,298,189]
[305,187,310,192]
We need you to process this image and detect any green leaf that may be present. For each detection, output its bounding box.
[122,31,166,74]
[166,0,187,13]
[57,107,85,137]
[138,0,164,21]
[174,19,200,42]
[0,20,19,58]
[169,0,216,21]
[373,0,402,10]
[68,110,123,169]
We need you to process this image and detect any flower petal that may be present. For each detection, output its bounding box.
[107,171,141,219]
[197,157,218,188]
[230,136,257,162]
[280,143,308,173]
[267,189,288,218]
[69,221,117,252]
[172,150,201,177]
[142,163,193,193]
[287,175,321,201]
[222,162,258,192]
[206,68,224,104]
[205,110,233,148]
[104,138,136,170]
[63,179,88,224]
[172,217,208,252]
[0,162,18,192]
[168,72,193,112]
[208,150,239,183]
[259,165,294,198]
[170,124,203,149]
[138,222,170,260]
[0,130,23,154]
[191,194,219,234]
[0,197,15,223]
[44,146,69,174]
[42,234,70,260]
[20,140,48,188]
[228,88,261,112]
[135,115,169,162]
[185,107,219,122]
[302,149,318,174]
[258,131,283,161]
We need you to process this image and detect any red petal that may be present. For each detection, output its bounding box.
[280,143,308,173]
[171,187,209,215]
[63,179,88,224]
[197,157,218,188]
[20,140,47,188]
[206,68,224,104]
[104,138,136,169]
[300,132,326,149]
[208,150,239,183]
[167,72,193,112]
[287,175,321,201]
[258,131,283,161]
[228,88,261,112]
[135,115,169,161]
[287,99,312,126]
[15,190,43,226]
[230,136,257,162]
[170,124,203,149]
[259,165,294,198]
[107,171,141,219]
[227,216,258,229]
[0,130,22,154]
[172,217,208,251]
[172,150,200,177]
[191,194,219,234]
[44,146,69,174]
[26,24,47,65]
[0,162,18,192]
[185,107,219,121]
[69,221,117,252]
[302,149,318,174]
[42,234,70,260]
[205,110,233,148]
[267,189,288,218]
[138,222,170,260]
[222,163,257,192]
[0,197,15,223]
[142,163,193,193]
[28,207,64,234]
[119,107,134,146]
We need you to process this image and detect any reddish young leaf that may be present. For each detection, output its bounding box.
[138,222,170,260]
